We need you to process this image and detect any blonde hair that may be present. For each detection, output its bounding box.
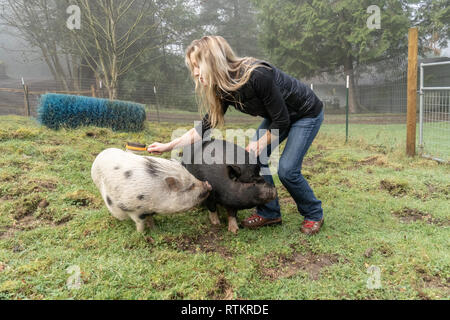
[185,36,269,128]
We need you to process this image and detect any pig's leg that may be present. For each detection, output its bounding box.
[132,217,145,233]
[136,212,155,231]
[209,211,221,226]
[226,207,239,234]
[129,212,152,233]
[205,195,220,226]
[145,214,156,229]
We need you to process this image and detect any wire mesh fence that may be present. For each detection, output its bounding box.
[420,90,450,162]
[0,74,411,123]
[357,73,408,115]
[1,57,449,153]
[419,61,450,162]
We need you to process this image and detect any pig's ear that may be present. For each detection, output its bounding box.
[165,177,181,191]
[227,165,241,181]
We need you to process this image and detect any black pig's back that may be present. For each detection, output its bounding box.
[182,139,262,209]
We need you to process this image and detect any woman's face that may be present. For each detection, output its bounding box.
[189,51,207,87]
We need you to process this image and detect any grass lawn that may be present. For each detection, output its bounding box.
[0,115,448,300]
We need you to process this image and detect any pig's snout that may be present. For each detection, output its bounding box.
[199,181,212,200]
[204,181,212,192]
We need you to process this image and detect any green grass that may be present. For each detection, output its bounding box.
[0,115,448,300]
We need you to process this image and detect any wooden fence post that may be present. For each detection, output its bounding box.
[91,85,96,98]
[406,27,418,157]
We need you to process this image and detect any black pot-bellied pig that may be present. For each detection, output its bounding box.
[91,148,212,232]
[182,139,277,234]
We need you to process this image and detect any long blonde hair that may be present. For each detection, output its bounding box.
[185,36,269,128]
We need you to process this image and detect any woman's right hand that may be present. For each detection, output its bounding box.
[147,142,173,155]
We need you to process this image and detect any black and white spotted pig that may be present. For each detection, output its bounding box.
[91,148,212,232]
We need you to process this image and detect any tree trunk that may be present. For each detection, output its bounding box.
[344,57,362,114]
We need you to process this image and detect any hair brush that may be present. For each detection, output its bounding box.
[126,142,148,152]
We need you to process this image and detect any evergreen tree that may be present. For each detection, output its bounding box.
[253,0,412,112]
[196,0,263,58]
[414,0,450,56]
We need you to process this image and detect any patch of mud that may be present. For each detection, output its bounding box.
[415,267,450,298]
[0,195,73,240]
[13,195,42,220]
[359,155,388,166]
[344,154,390,171]
[414,183,450,201]
[207,275,234,300]
[422,275,449,292]
[63,190,101,208]
[392,208,448,226]
[425,183,449,197]
[0,215,53,240]
[380,179,409,197]
[365,144,388,154]
[0,179,58,200]
[85,128,110,138]
[258,250,340,281]
[303,152,324,168]
[163,226,232,258]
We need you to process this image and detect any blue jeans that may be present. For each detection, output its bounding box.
[254,110,324,221]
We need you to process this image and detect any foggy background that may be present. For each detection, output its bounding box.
[0,0,448,117]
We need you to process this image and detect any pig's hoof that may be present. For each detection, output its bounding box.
[209,212,221,226]
[227,216,239,234]
[227,221,239,234]
[228,225,239,234]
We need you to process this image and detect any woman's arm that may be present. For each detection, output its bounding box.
[246,130,272,156]
[147,127,202,155]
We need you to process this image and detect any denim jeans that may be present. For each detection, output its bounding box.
[253,109,324,221]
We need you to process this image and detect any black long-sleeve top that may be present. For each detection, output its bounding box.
[195,61,323,138]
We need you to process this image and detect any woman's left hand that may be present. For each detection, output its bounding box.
[246,141,264,157]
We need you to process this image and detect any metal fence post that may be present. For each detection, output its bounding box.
[154,86,161,123]
[22,78,30,117]
[345,75,349,144]
[419,63,424,154]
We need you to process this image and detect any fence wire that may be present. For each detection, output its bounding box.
[418,61,450,162]
[420,90,450,162]
[1,58,449,153]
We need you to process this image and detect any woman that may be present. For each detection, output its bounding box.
[148,36,324,235]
